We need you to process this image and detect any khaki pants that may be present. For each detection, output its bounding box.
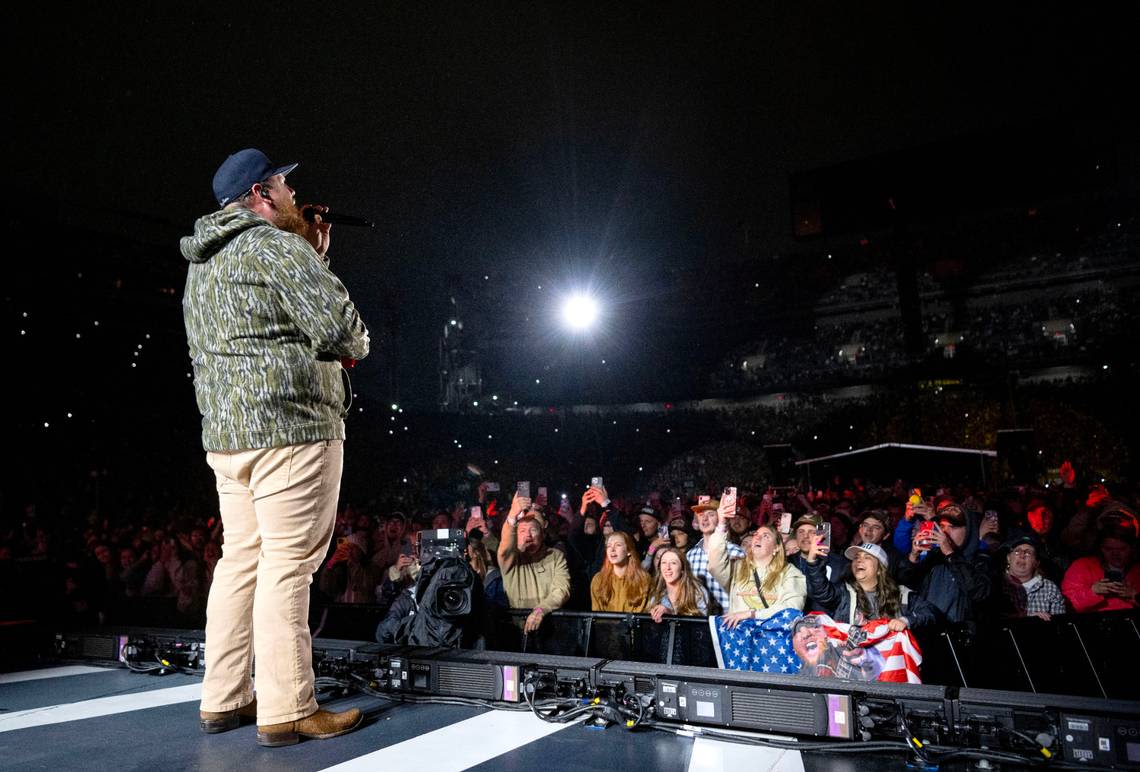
[200,440,343,724]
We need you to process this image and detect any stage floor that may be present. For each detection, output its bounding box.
[0,663,941,771]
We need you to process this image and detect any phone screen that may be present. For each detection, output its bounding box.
[722,487,738,516]
[779,512,792,534]
[1105,569,1124,583]
[816,522,832,549]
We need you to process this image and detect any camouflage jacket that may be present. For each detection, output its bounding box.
[181,208,370,451]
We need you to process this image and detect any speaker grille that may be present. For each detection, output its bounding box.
[82,635,118,660]
[437,662,497,699]
[731,690,817,732]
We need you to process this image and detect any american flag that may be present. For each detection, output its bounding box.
[710,608,803,674]
[814,613,924,684]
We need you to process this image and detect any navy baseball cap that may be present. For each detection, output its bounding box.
[212,148,298,207]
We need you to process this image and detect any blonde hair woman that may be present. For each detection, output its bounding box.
[708,502,805,628]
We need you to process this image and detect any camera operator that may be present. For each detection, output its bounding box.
[375,530,482,647]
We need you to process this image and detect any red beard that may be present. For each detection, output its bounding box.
[271,197,308,238]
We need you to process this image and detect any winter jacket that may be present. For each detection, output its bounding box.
[1061,557,1140,613]
[803,558,937,629]
[896,514,991,624]
[788,551,849,613]
[181,208,369,451]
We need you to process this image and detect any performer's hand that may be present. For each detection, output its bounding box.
[301,204,331,256]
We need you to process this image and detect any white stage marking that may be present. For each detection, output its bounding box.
[0,666,113,684]
[319,708,581,772]
[688,736,805,772]
[0,683,202,732]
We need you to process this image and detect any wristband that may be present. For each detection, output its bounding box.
[507,515,518,527]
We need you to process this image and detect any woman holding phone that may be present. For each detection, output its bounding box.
[803,537,936,631]
[708,498,805,628]
[1062,525,1139,612]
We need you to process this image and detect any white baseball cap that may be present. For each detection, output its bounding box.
[844,542,889,568]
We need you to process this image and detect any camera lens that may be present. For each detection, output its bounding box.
[438,584,470,616]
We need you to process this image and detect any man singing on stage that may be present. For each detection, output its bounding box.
[181,148,370,747]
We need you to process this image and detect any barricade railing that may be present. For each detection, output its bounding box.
[311,600,1139,696]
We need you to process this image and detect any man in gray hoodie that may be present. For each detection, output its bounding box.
[182,148,369,747]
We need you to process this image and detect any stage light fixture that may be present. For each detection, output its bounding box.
[561,293,599,331]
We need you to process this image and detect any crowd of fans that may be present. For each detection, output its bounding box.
[3,448,1138,687]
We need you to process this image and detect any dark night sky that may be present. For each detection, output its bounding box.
[7,3,1133,406]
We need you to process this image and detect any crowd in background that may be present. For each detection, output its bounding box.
[6,457,1135,676]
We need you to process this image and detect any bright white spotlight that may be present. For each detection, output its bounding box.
[561,293,599,331]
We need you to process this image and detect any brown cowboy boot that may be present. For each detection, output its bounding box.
[256,707,363,747]
[200,698,258,733]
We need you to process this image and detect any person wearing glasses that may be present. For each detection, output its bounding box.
[998,534,1067,620]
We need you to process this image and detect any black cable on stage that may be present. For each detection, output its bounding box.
[225,668,1125,771]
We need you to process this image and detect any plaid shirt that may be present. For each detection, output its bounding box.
[1022,575,1068,616]
[688,538,744,616]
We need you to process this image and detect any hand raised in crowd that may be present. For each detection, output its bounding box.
[716,497,735,525]
[906,500,933,522]
[648,536,670,553]
[649,604,669,624]
[509,492,532,519]
[594,483,610,506]
[579,487,601,515]
[806,533,830,563]
[978,515,1000,540]
[328,540,353,566]
[721,610,753,630]
[394,553,415,573]
[784,536,799,557]
[931,527,956,557]
[910,530,933,561]
[523,606,545,633]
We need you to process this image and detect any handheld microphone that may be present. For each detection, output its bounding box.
[302,207,374,228]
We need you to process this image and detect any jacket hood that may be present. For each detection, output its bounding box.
[180,208,269,264]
